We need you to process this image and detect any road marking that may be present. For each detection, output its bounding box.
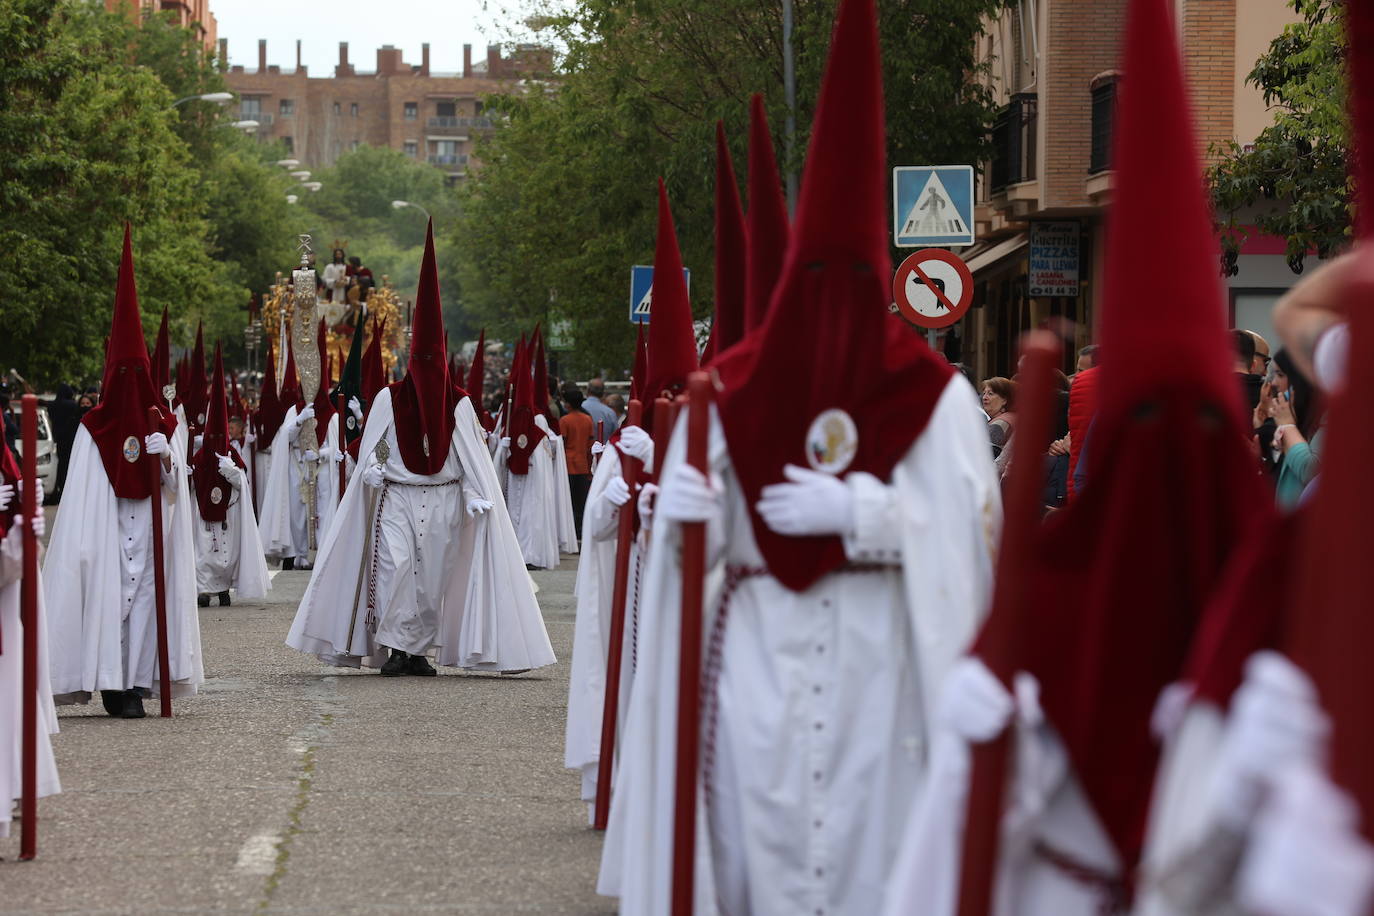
[235,832,281,875]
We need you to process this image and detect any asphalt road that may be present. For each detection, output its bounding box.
[1,557,613,915]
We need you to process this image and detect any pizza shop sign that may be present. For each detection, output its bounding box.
[1028,221,1081,298]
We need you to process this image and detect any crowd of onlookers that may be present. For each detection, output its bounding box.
[2,381,101,504]
[977,325,1325,513]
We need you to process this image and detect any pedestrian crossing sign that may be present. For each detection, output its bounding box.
[892,165,975,248]
[629,265,691,325]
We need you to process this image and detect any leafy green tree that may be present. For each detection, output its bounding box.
[454,0,1008,376]
[1211,0,1348,275]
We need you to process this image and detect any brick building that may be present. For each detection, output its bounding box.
[952,0,1298,380]
[105,0,217,53]
[221,40,553,179]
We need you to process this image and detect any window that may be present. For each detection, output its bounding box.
[351,140,360,151]
[1089,77,1117,175]
[435,101,456,118]
[283,136,294,154]
[404,102,417,120]
[332,101,341,115]
[350,102,359,117]
[279,98,294,116]
[240,96,262,116]
[403,141,418,157]
[474,101,483,116]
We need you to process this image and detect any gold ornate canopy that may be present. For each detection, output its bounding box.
[261,270,405,382]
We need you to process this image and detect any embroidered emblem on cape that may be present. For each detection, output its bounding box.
[122,436,141,463]
[197,412,206,425]
[346,415,357,431]
[805,409,858,475]
[516,433,528,449]
[422,434,430,457]
[210,486,224,505]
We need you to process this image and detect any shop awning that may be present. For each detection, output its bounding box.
[964,233,1028,276]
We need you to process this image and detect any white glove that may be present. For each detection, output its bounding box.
[8,512,42,541]
[604,475,632,507]
[216,454,242,488]
[657,463,722,524]
[348,397,364,421]
[303,449,319,463]
[937,657,1015,743]
[591,441,606,457]
[295,405,315,427]
[756,464,854,537]
[362,463,385,489]
[1212,651,1330,828]
[1239,765,1374,916]
[638,481,659,529]
[145,432,169,456]
[499,437,511,451]
[465,497,494,518]
[245,432,257,445]
[0,482,13,512]
[332,449,346,464]
[618,425,654,468]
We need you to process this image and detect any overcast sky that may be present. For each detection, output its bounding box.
[216,0,511,75]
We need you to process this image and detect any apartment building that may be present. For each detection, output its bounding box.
[956,0,1299,379]
[105,0,217,53]
[222,40,553,179]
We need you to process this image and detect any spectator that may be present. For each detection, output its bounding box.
[1262,349,1324,509]
[604,393,626,429]
[582,377,619,443]
[48,383,82,500]
[558,383,595,536]
[77,393,97,411]
[1232,328,1270,414]
[1076,345,1098,374]
[981,376,1017,466]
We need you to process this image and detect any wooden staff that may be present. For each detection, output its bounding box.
[19,394,39,859]
[955,334,1060,916]
[593,397,644,830]
[146,406,173,718]
[337,391,347,503]
[671,372,712,915]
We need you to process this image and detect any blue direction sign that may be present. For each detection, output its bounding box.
[629,265,691,325]
[892,165,975,248]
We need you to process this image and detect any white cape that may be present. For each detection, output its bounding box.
[599,377,1002,913]
[498,420,562,569]
[191,458,271,600]
[44,425,203,701]
[285,390,556,672]
[258,406,341,559]
[548,433,580,554]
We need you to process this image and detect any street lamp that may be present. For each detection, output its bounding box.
[302,181,322,192]
[232,120,260,132]
[289,170,311,180]
[171,91,234,108]
[275,158,300,168]
[286,194,299,204]
[391,199,431,221]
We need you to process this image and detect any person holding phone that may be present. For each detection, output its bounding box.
[1264,349,1323,509]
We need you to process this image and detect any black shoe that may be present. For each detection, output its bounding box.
[406,655,437,677]
[120,690,146,719]
[197,593,211,608]
[218,591,232,607]
[100,690,124,717]
[282,557,295,571]
[380,650,408,677]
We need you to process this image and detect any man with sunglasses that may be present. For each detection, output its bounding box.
[1233,328,1272,414]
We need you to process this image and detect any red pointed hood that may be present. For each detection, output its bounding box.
[152,307,171,399]
[641,179,700,403]
[280,339,301,410]
[703,122,748,364]
[532,324,559,432]
[712,0,952,592]
[82,224,176,499]
[307,318,336,447]
[256,337,286,444]
[193,342,242,522]
[507,333,545,474]
[971,0,1268,877]
[1285,0,1374,841]
[228,368,245,423]
[183,321,208,435]
[361,318,388,405]
[466,328,495,432]
[388,220,458,474]
[745,94,790,333]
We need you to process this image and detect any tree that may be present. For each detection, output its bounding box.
[1211,0,1349,276]
[452,0,1008,376]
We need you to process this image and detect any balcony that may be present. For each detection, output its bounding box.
[236,111,274,127]
[988,93,1037,195]
[427,116,494,131]
[1089,78,1116,175]
[428,153,470,167]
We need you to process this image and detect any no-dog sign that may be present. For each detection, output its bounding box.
[891,249,974,329]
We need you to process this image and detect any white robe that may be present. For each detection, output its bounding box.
[251,441,271,517]
[498,416,562,569]
[190,457,271,599]
[564,447,645,817]
[44,425,203,701]
[258,406,341,561]
[548,432,579,554]
[285,390,556,672]
[0,527,60,838]
[600,377,1001,915]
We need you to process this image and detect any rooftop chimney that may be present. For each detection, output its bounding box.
[463,44,472,78]
[218,37,227,69]
[258,39,267,73]
[421,43,431,77]
[337,41,354,77]
[296,39,302,71]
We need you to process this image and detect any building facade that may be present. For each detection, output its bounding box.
[954,0,1299,381]
[105,0,217,53]
[222,41,553,179]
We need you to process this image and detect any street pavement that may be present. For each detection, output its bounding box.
[1,555,613,915]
